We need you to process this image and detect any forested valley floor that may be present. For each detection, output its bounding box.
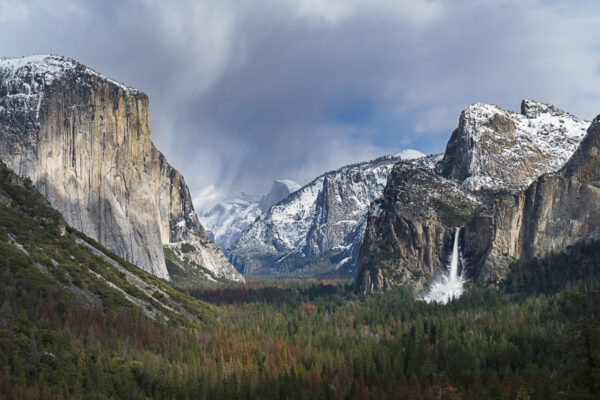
[2,238,599,399]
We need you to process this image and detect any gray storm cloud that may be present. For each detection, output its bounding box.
[1,0,599,199]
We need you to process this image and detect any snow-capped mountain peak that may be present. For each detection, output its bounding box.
[0,55,139,97]
[393,149,426,160]
[258,179,302,212]
[436,99,590,192]
[197,179,301,254]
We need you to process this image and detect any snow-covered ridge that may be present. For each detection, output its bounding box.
[273,151,426,210]
[198,193,262,253]
[394,149,427,160]
[230,150,426,276]
[0,54,140,98]
[197,179,301,254]
[437,99,590,192]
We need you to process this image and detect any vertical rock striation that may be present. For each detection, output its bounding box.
[465,115,600,285]
[0,55,242,282]
[356,163,481,294]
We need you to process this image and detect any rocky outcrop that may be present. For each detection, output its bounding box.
[356,163,481,294]
[165,240,244,282]
[356,100,592,295]
[465,115,600,285]
[230,151,426,276]
[436,100,589,192]
[0,55,242,282]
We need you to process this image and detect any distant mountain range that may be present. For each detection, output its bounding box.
[198,179,301,254]
[227,150,428,277]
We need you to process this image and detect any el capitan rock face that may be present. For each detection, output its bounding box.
[0,55,242,282]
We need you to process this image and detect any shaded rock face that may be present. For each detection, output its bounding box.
[356,163,481,294]
[230,153,427,276]
[465,115,600,285]
[0,55,241,282]
[436,100,589,192]
[153,148,208,244]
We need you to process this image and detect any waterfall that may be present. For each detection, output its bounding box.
[423,227,466,304]
[448,226,460,283]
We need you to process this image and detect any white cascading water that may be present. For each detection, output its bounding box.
[423,227,466,304]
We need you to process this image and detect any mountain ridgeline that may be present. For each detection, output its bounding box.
[229,150,428,277]
[0,55,242,283]
[356,100,597,294]
[1,54,596,299]
[198,179,302,254]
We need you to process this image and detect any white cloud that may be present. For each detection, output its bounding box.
[193,185,228,212]
[294,0,445,27]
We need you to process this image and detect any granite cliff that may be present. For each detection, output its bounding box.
[0,55,242,282]
[437,100,589,192]
[356,163,481,294]
[356,100,593,295]
[464,114,600,285]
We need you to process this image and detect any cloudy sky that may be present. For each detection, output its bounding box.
[1,0,599,208]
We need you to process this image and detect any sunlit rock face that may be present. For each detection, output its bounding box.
[0,55,242,282]
[437,100,589,192]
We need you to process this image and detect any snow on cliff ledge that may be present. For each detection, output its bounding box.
[0,54,139,95]
[436,99,590,192]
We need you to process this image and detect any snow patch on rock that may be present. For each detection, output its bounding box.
[437,100,589,192]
